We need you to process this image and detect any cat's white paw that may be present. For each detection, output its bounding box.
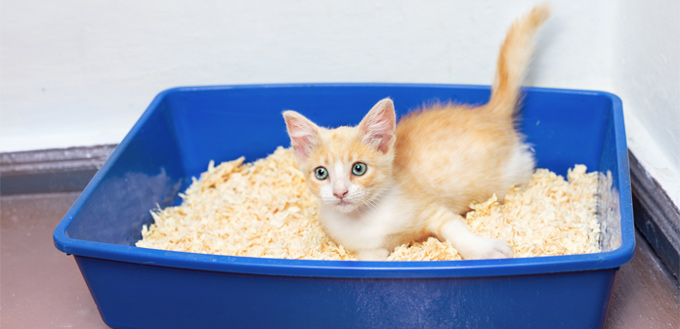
[464,238,514,260]
[356,248,390,261]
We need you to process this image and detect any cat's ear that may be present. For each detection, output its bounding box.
[359,98,396,154]
[283,110,321,162]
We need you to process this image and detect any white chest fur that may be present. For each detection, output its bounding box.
[318,187,415,252]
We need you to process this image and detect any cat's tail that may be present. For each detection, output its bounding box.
[486,3,550,117]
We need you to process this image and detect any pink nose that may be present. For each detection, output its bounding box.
[333,189,348,199]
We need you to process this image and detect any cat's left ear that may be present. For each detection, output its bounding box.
[359,98,396,154]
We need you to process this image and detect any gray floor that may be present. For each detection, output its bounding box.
[1,191,678,328]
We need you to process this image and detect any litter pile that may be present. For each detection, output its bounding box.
[136,147,601,260]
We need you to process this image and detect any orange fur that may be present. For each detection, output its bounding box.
[488,3,550,116]
[303,126,395,201]
[283,4,550,260]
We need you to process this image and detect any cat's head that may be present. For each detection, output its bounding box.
[283,98,396,214]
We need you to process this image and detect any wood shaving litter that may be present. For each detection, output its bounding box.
[464,165,601,258]
[136,147,601,260]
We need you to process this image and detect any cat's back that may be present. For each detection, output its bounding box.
[394,103,524,213]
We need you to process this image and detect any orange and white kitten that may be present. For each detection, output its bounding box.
[283,5,549,260]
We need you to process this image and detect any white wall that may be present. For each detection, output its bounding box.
[1,0,678,202]
[614,0,680,205]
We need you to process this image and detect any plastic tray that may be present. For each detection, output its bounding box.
[54,83,635,329]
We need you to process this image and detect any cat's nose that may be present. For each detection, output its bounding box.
[333,189,349,199]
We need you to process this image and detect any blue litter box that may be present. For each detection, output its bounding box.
[54,83,635,329]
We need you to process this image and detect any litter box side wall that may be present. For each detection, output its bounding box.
[74,255,616,329]
[162,84,503,178]
[594,92,635,256]
[162,83,613,179]
[54,90,187,250]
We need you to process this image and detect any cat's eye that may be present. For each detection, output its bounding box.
[314,167,329,180]
[352,162,367,176]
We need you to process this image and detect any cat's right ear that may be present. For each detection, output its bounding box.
[283,110,321,162]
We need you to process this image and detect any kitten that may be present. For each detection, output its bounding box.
[283,4,549,260]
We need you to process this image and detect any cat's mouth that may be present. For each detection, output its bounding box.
[334,199,356,212]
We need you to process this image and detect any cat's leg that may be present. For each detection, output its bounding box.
[356,248,390,261]
[427,206,513,260]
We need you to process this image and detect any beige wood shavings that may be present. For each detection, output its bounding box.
[464,165,601,258]
[136,147,601,261]
[137,147,356,260]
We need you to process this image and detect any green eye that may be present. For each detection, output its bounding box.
[314,167,328,180]
[352,162,367,176]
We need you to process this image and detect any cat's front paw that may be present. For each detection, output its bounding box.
[465,238,514,260]
[356,248,390,261]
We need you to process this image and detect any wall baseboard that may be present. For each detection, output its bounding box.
[629,150,680,281]
[0,145,116,195]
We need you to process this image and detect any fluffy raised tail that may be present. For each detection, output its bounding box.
[487,3,550,117]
